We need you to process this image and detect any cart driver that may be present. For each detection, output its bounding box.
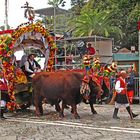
[24,54,41,79]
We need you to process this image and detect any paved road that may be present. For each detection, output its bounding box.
[0,104,140,140]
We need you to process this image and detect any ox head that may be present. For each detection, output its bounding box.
[80,75,102,103]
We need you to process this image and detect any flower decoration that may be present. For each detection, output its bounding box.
[47,49,55,71]
[0,21,57,111]
[82,55,93,83]
[14,68,28,84]
[93,57,100,69]
[0,35,18,111]
[104,62,117,77]
[12,21,57,71]
[82,55,92,72]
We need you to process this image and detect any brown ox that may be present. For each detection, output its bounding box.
[32,71,102,119]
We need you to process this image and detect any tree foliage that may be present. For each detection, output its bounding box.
[69,0,140,49]
[48,0,66,7]
[70,9,122,38]
[110,0,140,49]
[70,0,87,15]
[0,25,10,31]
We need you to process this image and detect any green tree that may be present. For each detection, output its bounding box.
[48,0,66,7]
[0,25,10,30]
[47,0,70,35]
[69,8,122,39]
[111,0,140,49]
[70,0,87,15]
[69,0,140,49]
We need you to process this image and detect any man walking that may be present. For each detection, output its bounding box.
[113,70,138,119]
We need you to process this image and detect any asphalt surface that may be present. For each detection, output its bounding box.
[0,104,140,140]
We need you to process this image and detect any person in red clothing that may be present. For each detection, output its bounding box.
[86,43,96,55]
[126,67,135,104]
[0,72,10,119]
[112,71,138,119]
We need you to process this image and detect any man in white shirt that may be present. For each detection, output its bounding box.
[24,54,41,79]
[113,71,138,119]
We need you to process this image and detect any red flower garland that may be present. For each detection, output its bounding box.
[0,22,57,111]
[0,35,18,111]
[12,22,57,71]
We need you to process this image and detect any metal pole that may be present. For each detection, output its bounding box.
[5,0,8,30]
[64,44,66,69]
[138,29,140,103]
[53,5,57,71]
[53,5,56,38]
[94,35,98,55]
[112,38,115,61]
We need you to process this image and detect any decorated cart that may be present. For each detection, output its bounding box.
[0,2,57,111]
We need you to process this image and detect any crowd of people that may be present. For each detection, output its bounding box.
[56,42,96,70]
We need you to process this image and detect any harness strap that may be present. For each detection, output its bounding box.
[80,81,91,95]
